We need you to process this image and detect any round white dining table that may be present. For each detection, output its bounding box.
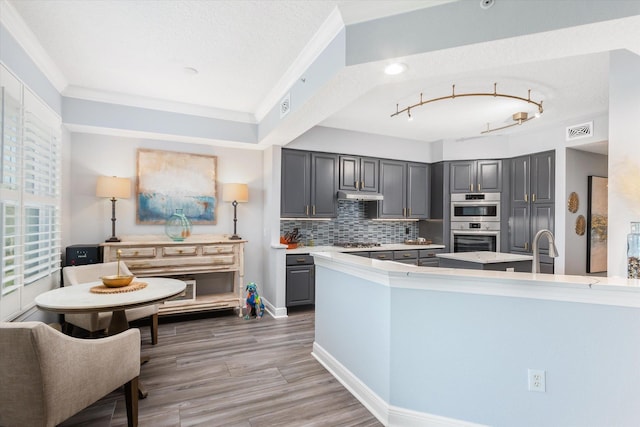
[35,277,186,335]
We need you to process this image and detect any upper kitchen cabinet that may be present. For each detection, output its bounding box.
[450,160,502,193]
[371,160,429,219]
[508,150,555,272]
[281,149,338,218]
[339,156,379,193]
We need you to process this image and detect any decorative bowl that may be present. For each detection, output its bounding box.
[101,275,134,288]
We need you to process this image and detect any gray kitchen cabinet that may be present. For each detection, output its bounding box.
[407,163,430,218]
[508,150,555,272]
[373,160,429,219]
[393,250,419,264]
[418,248,444,267]
[339,155,379,192]
[286,255,315,306]
[350,251,371,258]
[378,160,406,218]
[370,251,394,261]
[418,162,450,251]
[281,149,338,218]
[450,160,502,193]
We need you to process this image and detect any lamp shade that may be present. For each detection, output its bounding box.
[96,176,131,199]
[223,183,249,203]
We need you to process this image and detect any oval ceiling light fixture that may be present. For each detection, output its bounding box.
[384,62,407,75]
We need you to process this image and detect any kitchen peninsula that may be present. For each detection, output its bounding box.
[311,252,640,427]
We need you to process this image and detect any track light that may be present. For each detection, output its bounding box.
[392,83,544,134]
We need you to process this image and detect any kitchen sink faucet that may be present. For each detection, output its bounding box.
[532,229,558,273]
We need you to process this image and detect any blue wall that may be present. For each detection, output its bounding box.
[315,261,640,426]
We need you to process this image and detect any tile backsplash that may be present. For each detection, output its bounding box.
[280,200,418,246]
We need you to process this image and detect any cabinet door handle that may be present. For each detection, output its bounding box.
[296,258,307,263]
[478,184,481,192]
[377,255,387,259]
[354,181,358,189]
[532,193,536,202]
[408,208,412,217]
[360,181,364,190]
[470,184,473,192]
[403,254,411,258]
[305,205,309,215]
[524,242,529,251]
[312,205,316,215]
[403,207,407,217]
[524,193,528,202]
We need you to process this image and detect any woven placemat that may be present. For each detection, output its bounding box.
[90,281,148,294]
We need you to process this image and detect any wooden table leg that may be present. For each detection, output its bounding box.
[108,309,150,399]
[108,310,129,335]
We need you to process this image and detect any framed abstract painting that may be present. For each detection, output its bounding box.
[587,176,608,273]
[136,149,217,224]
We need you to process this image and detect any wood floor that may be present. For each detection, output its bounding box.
[60,308,383,427]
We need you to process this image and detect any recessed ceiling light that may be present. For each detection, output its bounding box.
[384,62,407,76]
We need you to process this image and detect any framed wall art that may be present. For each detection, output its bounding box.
[587,175,608,273]
[136,149,217,224]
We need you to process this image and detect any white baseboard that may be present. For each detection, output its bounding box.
[261,297,288,318]
[312,342,389,425]
[312,342,487,427]
[389,407,488,427]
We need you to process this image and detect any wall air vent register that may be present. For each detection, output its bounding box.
[566,121,593,141]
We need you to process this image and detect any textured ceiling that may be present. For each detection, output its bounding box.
[5,0,638,149]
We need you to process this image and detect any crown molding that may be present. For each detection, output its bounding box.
[0,0,67,92]
[63,86,257,123]
[254,6,345,122]
[63,123,265,150]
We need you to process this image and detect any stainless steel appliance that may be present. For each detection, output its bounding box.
[451,221,500,252]
[450,193,500,252]
[450,193,500,222]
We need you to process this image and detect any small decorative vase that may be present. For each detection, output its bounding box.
[165,209,192,242]
[628,222,640,279]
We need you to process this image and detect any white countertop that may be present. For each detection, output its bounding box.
[436,251,533,264]
[286,243,445,254]
[311,251,640,308]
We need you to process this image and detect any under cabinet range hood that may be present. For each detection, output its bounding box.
[336,190,384,201]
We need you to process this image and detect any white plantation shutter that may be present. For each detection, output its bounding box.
[0,64,61,320]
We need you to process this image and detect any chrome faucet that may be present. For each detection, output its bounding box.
[532,229,558,273]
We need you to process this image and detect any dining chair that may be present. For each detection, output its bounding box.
[0,321,140,427]
[62,261,159,344]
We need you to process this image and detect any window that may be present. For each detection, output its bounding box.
[1,65,61,321]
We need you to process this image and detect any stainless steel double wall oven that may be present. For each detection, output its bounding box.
[450,193,500,252]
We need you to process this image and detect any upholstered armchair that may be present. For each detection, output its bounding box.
[62,261,159,344]
[0,321,140,427]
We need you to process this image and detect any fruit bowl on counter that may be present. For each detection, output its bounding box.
[404,238,432,245]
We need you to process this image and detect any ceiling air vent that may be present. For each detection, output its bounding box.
[566,121,593,141]
[280,93,291,118]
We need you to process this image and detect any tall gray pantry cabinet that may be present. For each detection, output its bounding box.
[281,149,338,218]
[508,150,555,273]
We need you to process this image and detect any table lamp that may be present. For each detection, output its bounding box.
[223,183,248,240]
[96,176,131,242]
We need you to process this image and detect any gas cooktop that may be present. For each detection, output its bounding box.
[333,242,381,248]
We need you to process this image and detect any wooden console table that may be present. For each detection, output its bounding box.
[103,235,245,316]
